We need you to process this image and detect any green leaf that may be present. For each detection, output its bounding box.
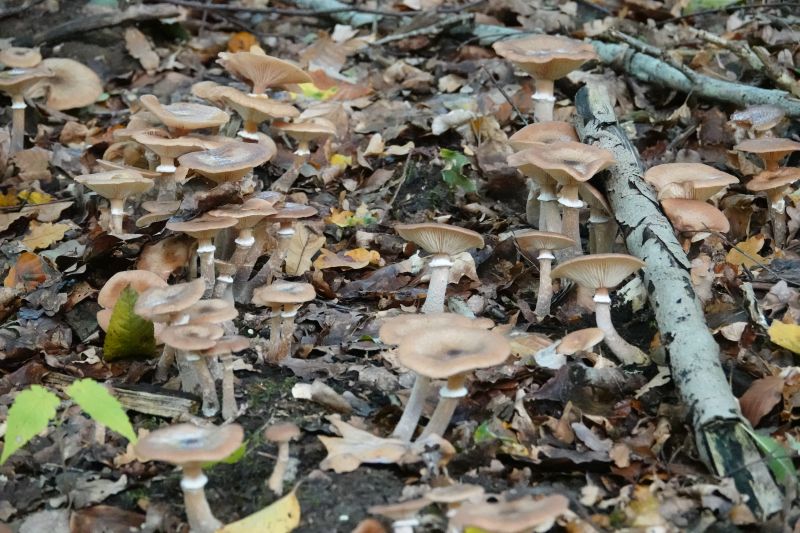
[741,424,797,487]
[66,379,137,443]
[440,148,476,193]
[1,385,60,464]
[683,0,739,14]
[203,441,247,468]
[103,286,156,361]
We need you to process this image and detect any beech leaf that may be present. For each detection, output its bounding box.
[103,286,156,361]
[284,224,325,276]
[66,379,137,443]
[1,385,60,464]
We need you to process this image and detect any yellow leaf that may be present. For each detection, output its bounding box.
[726,235,769,268]
[22,221,70,251]
[18,190,53,205]
[284,224,325,276]
[313,248,371,270]
[329,154,352,168]
[768,321,800,354]
[0,190,18,207]
[325,208,354,227]
[294,83,338,101]
[344,247,380,265]
[218,489,300,533]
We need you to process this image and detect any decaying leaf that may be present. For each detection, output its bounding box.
[22,221,70,251]
[740,375,784,426]
[218,489,301,533]
[3,252,48,290]
[125,27,160,73]
[284,224,325,276]
[726,235,769,268]
[319,415,411,473]
[768,320,800,354]
[313,248,380,270]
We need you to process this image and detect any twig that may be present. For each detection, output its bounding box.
[372,13,473,46]
[658,2,800,26]
[481,65,528,126]
[607,29,699,82]
[0,0,45,20]
[717,233,800,287]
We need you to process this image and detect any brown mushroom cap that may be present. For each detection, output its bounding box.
[515,230,576,254]
[449,494,570,533]
[508,121,578,151]
[209,198,278,229]
[139,94,230,132]
[369,498,430,521]
[746,167,800,192]
[132,130,218,161]
[397,327,511,379]
[202,335,250,356]
[96,159,162,179]
[134,278,206,320]
[730,105,785,132]
[273,119,337,143]
[270,202,317,222]
[133,423,244,465]
[579,183,612,218]
[221,89,300,125]
[661,198,730,235]
[73,169,154,200]
[178,141,274,183]
[379,313,494,345]
[0,66,53,97]
[395,223,484,256]
[217,50,312,94]
[508,141,615,186]
[556,328,605,355]
[493,35,596,80]
[0,47,41,68]
[167,214,238,241]
[187,298,238,324]
[734,138,800,158]
[550,253,646,291]
[426,483,485,504]
[98,270,168,309]
[26,58,102,110]
[191,80,237,106]
[252,281,316,306]
[264,422,301,443]
[160,323,225,351]
[644,163,739,201]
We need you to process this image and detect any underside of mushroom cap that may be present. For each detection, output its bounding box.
[550,253,646,291]
[395,222,484,256]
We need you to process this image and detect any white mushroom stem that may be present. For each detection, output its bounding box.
[213,274,234,302]
[534,250,555,319]
[537,179,562,232]
[156,157,177,174]
[391,375,432,441]
[10,94,26,155]
[185,353,220,417]
[109,197,126,235]
[267,440,291,495]
[181,464,222,533]
[295,141,311,156]
[391,518,418,533]
[274,306,299,360]
[593,288,648,365]
[230,228,256,267]
[421,254,453,314]
[196,238,217,296]
[268,304,282,353]
[532,78,556,122]
[266,224,295,281]
[220,353,237,420]
[589,213,617,254]
[558,183,584,257]
[156,169,177,201]
[417,374,468,440]
[525,181,540,227]
[768,194,788,247]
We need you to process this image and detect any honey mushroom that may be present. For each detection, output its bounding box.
[73,169,154,235]
[252,281,316,362]
[167,215,238,296]
[514,230,576,319]
[0,65,53,153]
[201,335,250,420]
[217,46,312,97]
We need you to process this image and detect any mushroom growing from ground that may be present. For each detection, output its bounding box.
[579,183,617,254]
[133,423,244,533]
[380,313,493,441]
[201,335,250,420]
[734,137,800,172]
[660,198,730,250]
[493,35,596,122]
[515,230,575,319]
[96,270,168,332]
[394,222,484,314]
[217,48,312,97]
[550,254,649,365]
[138,94,230,137]
[745,167,800,247]
[219,88,299,140]
[273,118,337,157]
[397,327,510,440]
[178,139,274,194]
[26,57,102,111]
[74,169,154,235]
[449,494,570,533]
[729,105,785,141]
[252,281,316,361]
[0,66,52,153]
[167,215,238,296]
[369,498,430,533]
[644,163,739,201]
[264,422,301,495]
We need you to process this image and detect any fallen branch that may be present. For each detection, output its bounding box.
[573,83,782,518]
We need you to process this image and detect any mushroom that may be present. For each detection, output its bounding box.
[426,483,485,515]
[0,47,42,68]
[167,215,238,295]
[729,105,785,141]
[369,498,430,533]
[73,169,154,235]
[160,324,225,416]
[397,327,510,440]
[136,200,182,228]
[550,254,649,365]
[213,259,238,302]
[260,203,317,282]
[380,313,493,441]
[394,222,484,314]
[508,121,579,151]
[734,137,800,172]
[218,88,300,140]
[138,94,230,137]
[25,58,102,111]
[579,183,617,254]
[449,494,570,533]
[217,48,312,97]
[643,163,739,201]
[273,118,337,157]
[178,140,275,193]
[660,198,730,249]
[508,141,615,256]
[493,35,596,122]
[133,423,244,533]
[0,66,52,153]
[745,167,800,246]
[556,327,605,357]
[201,335,250,420]
[252,281,316,361]
[96,270,168,331]
[515,230,576,319]
[264,422,301,495]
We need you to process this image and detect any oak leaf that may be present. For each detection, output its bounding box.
[22,221,70,251]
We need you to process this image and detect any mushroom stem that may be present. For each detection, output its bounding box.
[534,250,554,319]
[155,345,176,382]
[197,238,217,297]
[10,94,26,154]
[156,157,177,174]
[276,307,299,360]
[589,216,617,254]
[213,274,234,302]
[267,304,283,359]
[418,374,468,440]
[769,197,788,247]
[230,228,255,270]
[421,254,453,314]
[390,374,432,441]
[525,181,540,227]
[109,197,126,235]
[295,141,311,156]
[532,78,556,122]
[221,353,237,420]
[593,289,648,365]
[186,353,220,417]
[538,179,562,233]
[181,464,222,533]
[558,184,583,257]
[156,172,177,201]
[266,224,295,282]
[267,441,291,495]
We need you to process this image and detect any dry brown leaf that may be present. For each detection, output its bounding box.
[313,248,370,270]
[319,415,411,473]
[12,147,51,181]
[22,221,70,251]
[284,224,325,276]
[3,252,47,290]
[726,235,769,268]
[739,375,784,426]
[125,27,159,73]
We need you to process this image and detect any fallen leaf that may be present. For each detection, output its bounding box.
[125,27,160,73]
[740,375,784,426]
[319,415,411,473]
[768,320,800,354]
[4,252,47,290]
[284,224,325,276]
[228,32,258,53]
[218,489,301,533]
[22,221,70,251]
[103,287,157,361]
[726,235,769,268]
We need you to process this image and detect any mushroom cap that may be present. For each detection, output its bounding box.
[449,494,570,533]
[379,313,494,345]
[74,169,154,200]
[507,141,615,185]
[141,200,182,214]
[0,47,41,68]
[133,423,244,465]
[113,112,161,141]
[661,198,730,234]
[220,89,300,123]
[217,50,312,94]
[252,281,316,306]
[426,483,485,504]
[508,121,578,151]
[209,198,278,228]
[167,214,238,240]
[515,230,576,254]
[28,58,102,110]
[202,335,250,356]
[550,253,645,291]
[397,327,511,379]
[730,105,785,132]
[395,222,484,256]
[644,163,739,201]
[556,328,605,355]
[134,278,206,319]
[493,35,596,80]
[139,94,230,132]
[160,323,225,351]
[273,119,337,143]
[96,159,162,179]
[369,498,430,521]
[734,137,800,156]
[191,80,237,106]
[270,202,317,221]
[0,66,53,95]
[746,168,800,192]
[187,298,238,324]
[264,422,301,443]
[132,130,219,160]
[98,270,168,309]
[579,183,612,216]
[178,141,274,183]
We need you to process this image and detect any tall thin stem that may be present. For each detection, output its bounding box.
[109,197,125,235]
[197,238,217,297]
[181,464,222,533]
[534,252,554,319]
[391,375,431,441]
[593,289,648,365]
[421,254,452,314]
[10,95,26,154]
[221,353,237,420]
[532,78,555,122]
